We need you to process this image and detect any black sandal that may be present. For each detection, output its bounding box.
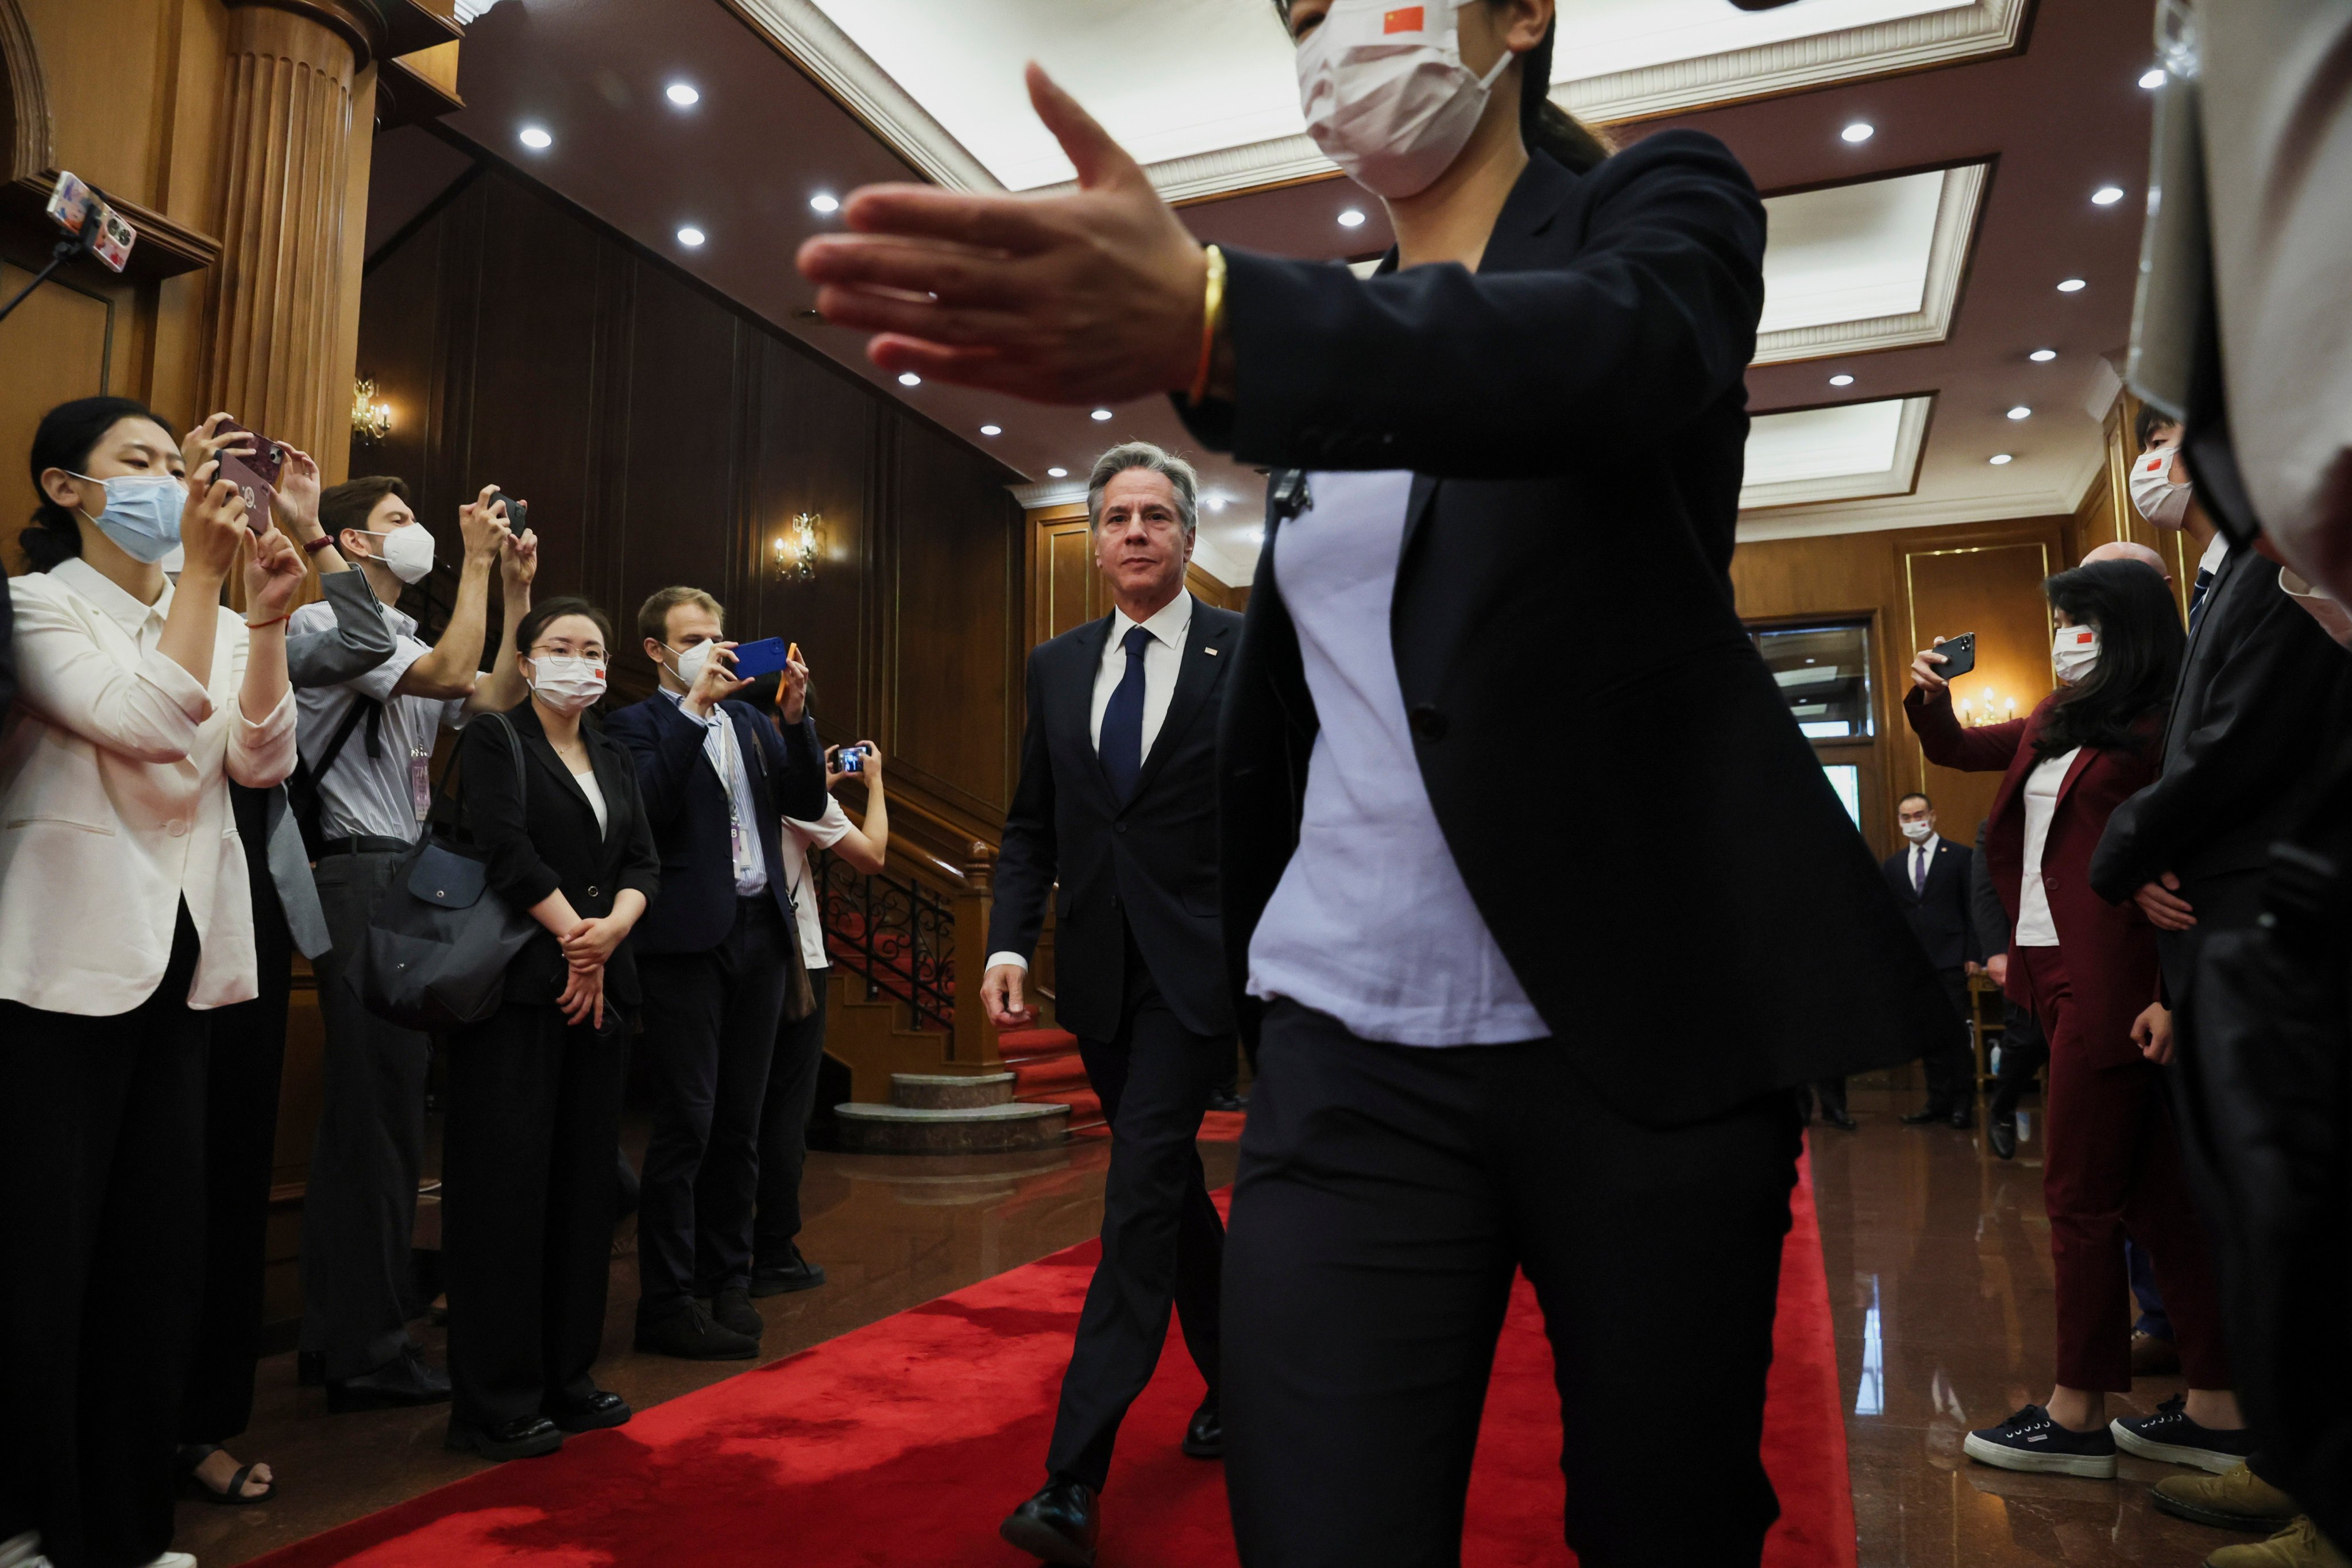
[177,1443,276,1506]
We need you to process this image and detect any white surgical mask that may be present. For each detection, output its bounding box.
[2052,624,2100,684]
[360,523,435,584]
[70,472,186,565]
[1899,820,1934,844]
[2130,447,2192,529]
[1296,0,1515,199]
[529,654,607,715]
[666,640,715,690]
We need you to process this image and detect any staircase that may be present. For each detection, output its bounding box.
[836,1071,1070,1153]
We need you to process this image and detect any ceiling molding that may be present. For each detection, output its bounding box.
[1558,0,2032,126]
[1737,483,2076,541]
[1752,160,1988,365]
[724,0,999,190]
[1011,477,1090,510]
[1739,394,1934,510]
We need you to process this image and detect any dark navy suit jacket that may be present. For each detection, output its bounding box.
[604,692,829,956]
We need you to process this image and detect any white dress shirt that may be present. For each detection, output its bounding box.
[292,594,466,841]
[0,557,298,1014]
[2013,748,2080,947]
[1245,471,1547,1046]
[782,796,856,971]
[658,687,766,895]
[990,591,1195,977]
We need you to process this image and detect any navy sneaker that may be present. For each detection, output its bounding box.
[1964,1404,2119,1477]
[2112,1395,2260,1473]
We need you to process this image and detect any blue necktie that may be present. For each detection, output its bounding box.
[2188,566,2215,633]
[1100,624,1152,804]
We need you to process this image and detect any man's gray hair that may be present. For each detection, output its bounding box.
[1086,441,1199,540]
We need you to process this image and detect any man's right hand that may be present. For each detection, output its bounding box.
[1986,952,2008,988]
[680,640,753,719]
[982,963,1036,1030]
[2135,872,2197,931]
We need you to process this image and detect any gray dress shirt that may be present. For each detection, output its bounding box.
[268,571,399,955]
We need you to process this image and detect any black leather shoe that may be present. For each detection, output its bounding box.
[750,1244,828,1297]
[1988,1118,2018,1160]
[445,1415,563,1462]
[635,1301,759,1360]
[327,1345,451,1412]
[547,1389,632,1433]
[1900,1106,1953,1126]
[1950,1106,1976,1130]
[1001,1478,1099,1567]
[1182,1396,1223,1458]
[1206,1090,1248,1113]
[709,1286,763,1341]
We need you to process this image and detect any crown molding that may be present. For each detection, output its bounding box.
[1739,394,1934,510]
[1011,477,1090,510]
[1753,161,1988,366]
[1737,482,2076,541]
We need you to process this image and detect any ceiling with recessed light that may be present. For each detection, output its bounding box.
[383,0,2155,580]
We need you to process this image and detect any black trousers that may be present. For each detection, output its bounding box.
[754,974,830,1265]
[442,1002,627,1427]
[636,898,791,1315]
[180,859,292,1446]
[1920,965,1977,1111]
[1987,997,2049,1121]
[1223,1001,1801,1568]
[302,847,431,1380]
[1045,934,1227,1492]
[0,907,208,1568]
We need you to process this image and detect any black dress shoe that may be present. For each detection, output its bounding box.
[1182,1396,1223,1458]
[547,1389,632,1433]
[1206,1090,1248,1113]
[327,1346,451,1412]
[445,1415,563,1462]
[1900,1106,1953,1126]
[635,1301,759,1361]
[1988,1117,2018,1159]
[1950,1106,1976,1130]
[749,1244,828,1298]
[708,1286,764,1340]
[1001,1478,1099,1567]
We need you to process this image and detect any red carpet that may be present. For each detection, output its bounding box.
[251,1145,1850,1568]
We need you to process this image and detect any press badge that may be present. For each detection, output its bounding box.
[411,746,432,821]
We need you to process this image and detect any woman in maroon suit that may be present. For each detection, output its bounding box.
[1906,560,2250,1480]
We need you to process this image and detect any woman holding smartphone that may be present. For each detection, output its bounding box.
[1906,562,2250,1482]
[800,3,1955,1562]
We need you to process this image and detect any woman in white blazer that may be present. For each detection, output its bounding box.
[0,397,304,1568]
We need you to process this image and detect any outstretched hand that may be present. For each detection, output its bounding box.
[795,64,1206,404]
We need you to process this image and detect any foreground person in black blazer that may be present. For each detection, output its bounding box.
[800,4,1955,1561]
[442,597,658,1462]
[983,443,1242,1565]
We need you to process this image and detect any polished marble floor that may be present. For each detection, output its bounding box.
[179,1080,2254,1566]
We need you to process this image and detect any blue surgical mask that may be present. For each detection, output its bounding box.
[70,472,186,565]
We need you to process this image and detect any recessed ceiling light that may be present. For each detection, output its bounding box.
[2057,277,2087,292]
[1828,373,1855,387]
[666,82,700,107]
[1202,491,1229,512]
[675,225,705,247]
[809,193,839,215]
[2092,185,2126,206]
[1090,408,1113,422]
[2007,405,2033,420]
[979,424,1001,437]
[1840,122,1875,144]
[1046,467,1068,478]
[518,126,553,150]
[2139,68,2166,89]
[897,372,921,387]
[1337,208,1366,229]
[2029,348,2058,362]
[1989,453,2014,466]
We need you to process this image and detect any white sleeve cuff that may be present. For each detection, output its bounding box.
[985,951,1029,973]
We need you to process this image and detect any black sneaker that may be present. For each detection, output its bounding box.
[750,1244,828,1298]
[709,1286,764,1340]
[2112,1395,2260,1473]
[634,1301,759,1361]
[1963,1404,2118,1477]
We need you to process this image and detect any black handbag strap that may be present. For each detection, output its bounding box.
[427,710,530,845]
[311,695,376,783]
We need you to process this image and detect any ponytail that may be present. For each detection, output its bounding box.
[1515,18,1612,175]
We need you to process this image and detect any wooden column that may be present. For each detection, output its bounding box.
[949,839,1002,1070]
[203,1,380,465]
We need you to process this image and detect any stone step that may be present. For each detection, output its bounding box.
[890,1071,1018,1110]
[833,1100,1071,1155]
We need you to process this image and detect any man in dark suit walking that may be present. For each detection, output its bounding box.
[1884,791,1982,1127]
[984,442,1242,1566]
[606,587,829,1362]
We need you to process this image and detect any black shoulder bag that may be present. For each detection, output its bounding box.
[352,712,541,1030]
[287,697,381,858]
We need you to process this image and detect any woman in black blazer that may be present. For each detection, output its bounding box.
[799,3,1953,1562]
[443,595,658,1462]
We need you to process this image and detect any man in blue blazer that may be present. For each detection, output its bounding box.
[606,586,829,1360]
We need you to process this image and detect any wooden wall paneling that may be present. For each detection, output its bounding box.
[17,0,172,207]
[0,260,115,576]
[346,176,446,502]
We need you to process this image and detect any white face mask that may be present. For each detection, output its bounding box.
[529,654,607,715]
[1899,819,1934,844]
[2052,624,2100,685]
[2130,446,2192,530]
[666,640,716,690]
[1296,0,1515,199]
[360,523,435,585]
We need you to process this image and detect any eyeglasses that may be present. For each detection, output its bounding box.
[530,642,606,661]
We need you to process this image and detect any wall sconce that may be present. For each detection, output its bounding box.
[351,379,393,444]
[774,511,820,581]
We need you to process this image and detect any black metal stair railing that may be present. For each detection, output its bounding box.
[812,848,955,1031]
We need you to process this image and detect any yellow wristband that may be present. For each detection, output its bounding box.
[1189,244,1227,405]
